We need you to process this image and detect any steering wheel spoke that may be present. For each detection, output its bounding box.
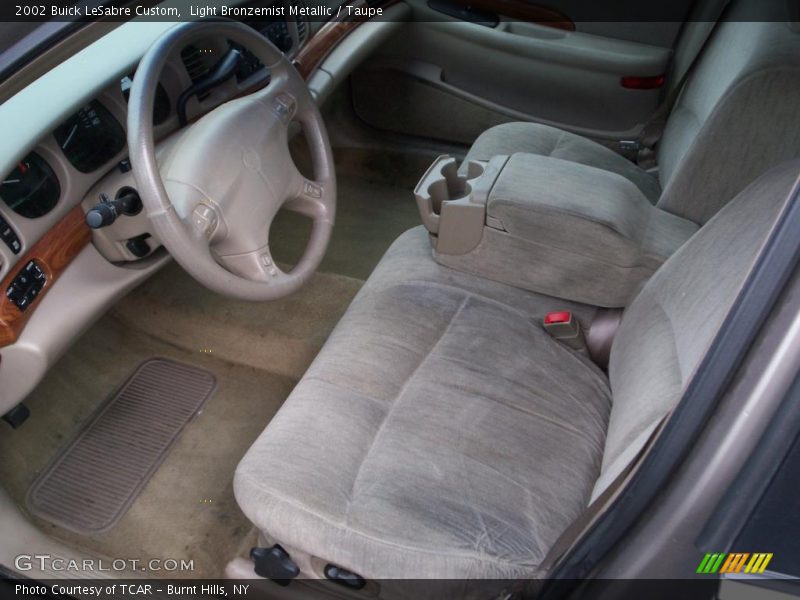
[217,243,285,283]
[282,177,327,218]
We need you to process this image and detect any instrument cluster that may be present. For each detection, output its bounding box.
[1,13,300,225]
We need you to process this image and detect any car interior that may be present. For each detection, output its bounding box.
[0,0,799,595]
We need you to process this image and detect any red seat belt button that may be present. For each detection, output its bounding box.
[543,311,585,351]
[544,311,572,325]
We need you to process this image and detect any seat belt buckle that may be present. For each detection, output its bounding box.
[618,139,640,160]
[543,311,586,351]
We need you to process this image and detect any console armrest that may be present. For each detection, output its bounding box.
[418,153,699,307]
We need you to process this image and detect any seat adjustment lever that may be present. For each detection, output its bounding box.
[250,545,299,586]
[324,563,366,589]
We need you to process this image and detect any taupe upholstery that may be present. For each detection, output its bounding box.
[462,2,800,225]
[235,161,798,580]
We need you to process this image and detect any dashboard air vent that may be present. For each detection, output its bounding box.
[180,44,212,100]
[297,17,309,45]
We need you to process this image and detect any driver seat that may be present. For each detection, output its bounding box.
[234,161,798,582]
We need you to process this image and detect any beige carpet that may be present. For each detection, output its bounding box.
[0,315,294,578]
[111,265,363,381]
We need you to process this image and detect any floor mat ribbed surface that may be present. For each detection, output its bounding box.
[27,358,216,534]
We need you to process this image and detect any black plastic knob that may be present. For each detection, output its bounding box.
[86,202,117,228]
[85,190,142,229]
[250,545,299,586]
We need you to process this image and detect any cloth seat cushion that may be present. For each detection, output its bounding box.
[234,227,611,579]
[460,122,662,204]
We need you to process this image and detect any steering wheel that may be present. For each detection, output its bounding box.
[128,21,336,301]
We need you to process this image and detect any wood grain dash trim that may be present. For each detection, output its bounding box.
[293,0,400,80]
[0,206,91,348]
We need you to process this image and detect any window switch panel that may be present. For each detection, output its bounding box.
[6,260,46,311]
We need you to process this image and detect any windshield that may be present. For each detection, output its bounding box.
[0,18,86,87]
[0,0,348,86]
[0,23,43,54]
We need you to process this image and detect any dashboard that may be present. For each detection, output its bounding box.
[0,13,308,265]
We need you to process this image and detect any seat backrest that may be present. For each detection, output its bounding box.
[655,0,800,224]
[593,160,799,500]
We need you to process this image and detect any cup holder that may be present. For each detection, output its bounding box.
[414,156,486,233]
[436,159,474,201]
[427,178,473,214]
[414,154,508,255]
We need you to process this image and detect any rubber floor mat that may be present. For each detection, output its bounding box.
[27,358,217,534]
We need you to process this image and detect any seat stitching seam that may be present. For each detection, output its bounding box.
[457,452,589,530]
[381,280,530,318]
[343,294,472,525]
[459,469,549,562]
[296,376,387,402]
[651,294,685,386]
[604,296,681,472]
[370,279,609,384]
[436,354,606,443]
[302,357,606,464]
[549,129,565,156]
[369,279,609,388]
[480,391,606,453]
[366,279,524,324]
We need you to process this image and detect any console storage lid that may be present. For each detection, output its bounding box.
[487,154,698,269]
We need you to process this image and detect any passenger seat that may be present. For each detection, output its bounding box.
[461,0,800,225]
[234,160,800,585]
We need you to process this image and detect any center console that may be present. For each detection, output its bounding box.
[415,152,699,307]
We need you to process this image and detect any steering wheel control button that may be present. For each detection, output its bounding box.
[6,260,46,312]
[303,181,323,199]
[272,93,296,123]
[260,253,278,276]
[192,204,219,237]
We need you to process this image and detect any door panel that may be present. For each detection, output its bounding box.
[351,0,693,146]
